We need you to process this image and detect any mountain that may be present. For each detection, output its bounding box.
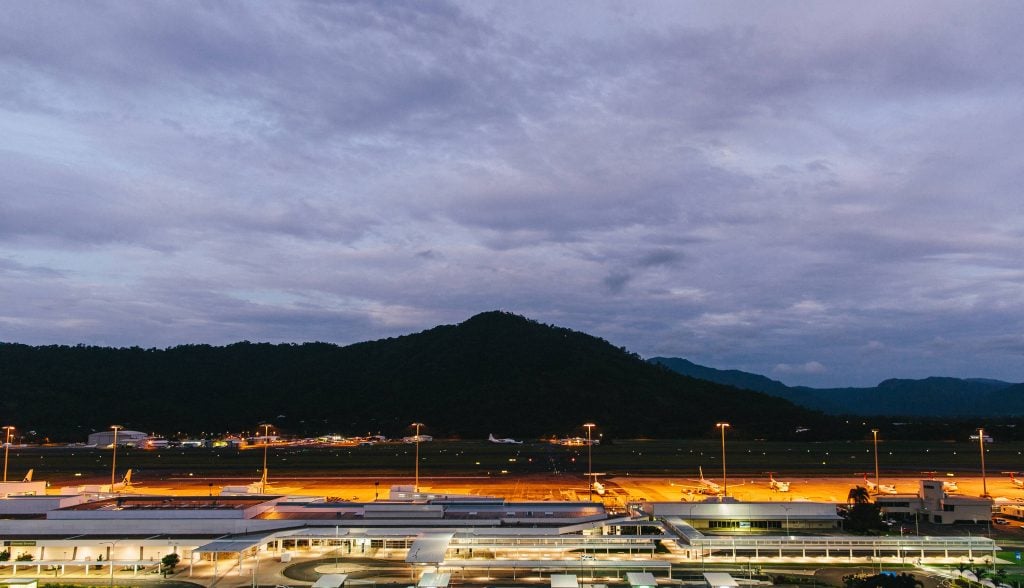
[650,357,1019,417]
[0,312,838,441]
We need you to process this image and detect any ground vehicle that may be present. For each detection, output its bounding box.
[994,517,1010,525]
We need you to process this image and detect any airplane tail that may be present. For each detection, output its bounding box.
[122,469,132,486]
[699,466,705,481]
[22,468,33,483]
[488,434,496,442]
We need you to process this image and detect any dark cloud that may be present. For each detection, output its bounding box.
[1,1,1023,386]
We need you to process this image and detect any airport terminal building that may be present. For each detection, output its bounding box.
[0,485,999,583]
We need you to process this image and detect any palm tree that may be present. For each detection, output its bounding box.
[848,486,871,504]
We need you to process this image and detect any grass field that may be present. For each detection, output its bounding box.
[5,438,1023,484]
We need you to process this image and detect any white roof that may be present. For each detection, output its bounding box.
[312,574,348,588]
[193,539,263,553]
[627,572,658,587]
[405,532,454,564]
[703,573,739,588]
[551,575,579,588]
[417,573,451,588]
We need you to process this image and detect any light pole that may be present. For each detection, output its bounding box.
[2,426,14,482]
[101,539,119,588]
[978,428,989,498]
[259,424,271,493]
[583,423,596,501]
[716,423,730,497]
[871,429,880,491]
[110,425,122,487]
[411,422,424,492]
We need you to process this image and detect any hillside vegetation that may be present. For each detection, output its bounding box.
[0,312,836,441]
[651,357,1022,418]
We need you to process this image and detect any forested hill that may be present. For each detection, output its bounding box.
[0,311,838,442]
[650,356,1021,417]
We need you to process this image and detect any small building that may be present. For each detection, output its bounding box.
[876,480,993,525]
[87,430,148,447]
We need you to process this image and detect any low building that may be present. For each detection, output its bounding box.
[875,480,993,525]
[86,430,148,447]
[638,497,841,531]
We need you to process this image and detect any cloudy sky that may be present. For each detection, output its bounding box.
[2,1,1023,387]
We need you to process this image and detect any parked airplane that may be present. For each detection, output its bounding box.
[768,472,790,492]
[488,434,523,444]
[60,469,134,494]
[1006,472,1024,488]
[113,469,133,491]
[572,473,607,497]
[861,473,897,495]
[673,467,724,496]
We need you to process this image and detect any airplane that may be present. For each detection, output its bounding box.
[111,469,134,491]
[861,473,897,495]
[673,467,724,496]
[1006,472,1024,488]
[768,472,790,492]
[570,473,607,498]
[60,469,134,495]
[22,469,33,483]
[488,434,523,444]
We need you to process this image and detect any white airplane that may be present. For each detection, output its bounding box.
[111,469,134,491]
[862,473,897,495]
[768,472,790,492]
[674,467,724,496]
[1007,472,1024,489]
[488,434,523,444]
[572,474,607,498]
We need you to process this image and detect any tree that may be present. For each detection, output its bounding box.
[841,489,885,534]
[161,552,180,576]
[848,486,871,504]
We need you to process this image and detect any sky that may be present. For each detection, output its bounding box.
[2,1,1023,387]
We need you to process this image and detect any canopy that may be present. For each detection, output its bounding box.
[406,532,454,564]
[551,574,579,588]
[312,574,348,588]
[703,573,739,588]
[627,572,659,588]
[417,572,451,588]
[193,539,262,554]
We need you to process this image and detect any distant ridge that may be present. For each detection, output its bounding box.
[0,312,836,441]
[650,357,1020,417]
